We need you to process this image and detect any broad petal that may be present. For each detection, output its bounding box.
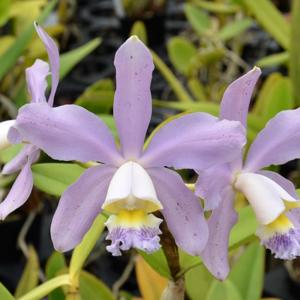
[244,108,300,172]
[11,103,122,164]
[195,164,232,211]
[220,67,261,127]
[148,167,208,255]
[0,162,33,220]
[201,187,237,280]
[141,113,246,170]
[113,36,154,159]
[257,170,298,199]
[51,165,116,252]
[2,145,39,175]
[25,59,49,103]
[34,22,59,107]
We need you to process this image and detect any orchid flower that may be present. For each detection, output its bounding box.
[196,67,300,280]
[9,35,246,256]
[0,23,59,220]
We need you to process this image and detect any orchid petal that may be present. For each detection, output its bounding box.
[220,67,261,127]
[113,36,154,159]
[0,120,15,150]
[245,108,300,172]
[148,167,208,255]
[2,145,39,175]
[195,164,232,211]
[0,162,33,220]
[25,59,49,103]
[141,113,246,170]
[34,22,59,107]
[51,165,116,252]
[10,103,122,164]
[201,187,237,280]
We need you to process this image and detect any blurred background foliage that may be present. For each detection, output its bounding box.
[0,0,299,299]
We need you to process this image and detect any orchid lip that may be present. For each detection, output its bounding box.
[102,161,163,214]
[0,120,16,150]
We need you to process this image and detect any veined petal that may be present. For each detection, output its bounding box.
[11,103,122,164]
[195,164,232,211]
[244,108,300,172]
[148,167,208,255]
[235,172,297,224]
[0,120,15,150]
[2,144,40,175]
[51,165,116,252]
[114,36,154,159]
[103,161,162,213]
[141,112,246,170]
[0,162,33,220]
[34,22,59,107]
[25,59,49,103]
[220,67,261,127]
[201,187,237,280]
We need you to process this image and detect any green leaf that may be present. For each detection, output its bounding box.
[0,144,22,163]
[75,79,114,114]
[192,0,240,14]
[70,214,106,280]
[0,283,14,300]
[45,252,66,300]
[229,206,257,249]
[205,280,242,300]
[60,38,101,79]
[138,248,171,279]
[0,0,58,80]
[167,37,197,75]
[80,271,114,300]
[0,0,10,26]
[290,0,300,106]
[184,3,213,37]
[130,21,148,44]
[256,51,289,68]
[242,0,290,49]
[15,246,39,298]
[219,18,253,41]
[229,241,264,300]
[185,263,214,300]
[32,163,85,197]
[253,73,293,122]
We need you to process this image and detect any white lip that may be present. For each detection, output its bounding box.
[235,172,298,225]
[0,120,16,150]
[102,161,162,213]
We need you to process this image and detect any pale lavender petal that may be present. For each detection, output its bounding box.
[195,164,232,211]
[51,165,116,252]
[148,167,208,255]
[113,36,154,159]
[245,108,300,172]
[25,59,49,103]
[10,103,122,164]
[0,162,33,220]
[257,170,298,199]
[2,145,39,175]
[34,22,59,107]
[201,187,237,280]
[220,67,261,127]
[141,113,246,170]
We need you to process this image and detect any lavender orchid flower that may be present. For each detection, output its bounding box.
[9,36,246,256]
[196,67,300,280]
[0,23,59,220]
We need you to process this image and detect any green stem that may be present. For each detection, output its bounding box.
[151,51,194,103]
[18,275,70,300]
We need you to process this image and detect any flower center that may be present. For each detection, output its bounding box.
[102,161,163,255]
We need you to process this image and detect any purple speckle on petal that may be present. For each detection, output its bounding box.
[106,226,161,256]
[260,228,300,260]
